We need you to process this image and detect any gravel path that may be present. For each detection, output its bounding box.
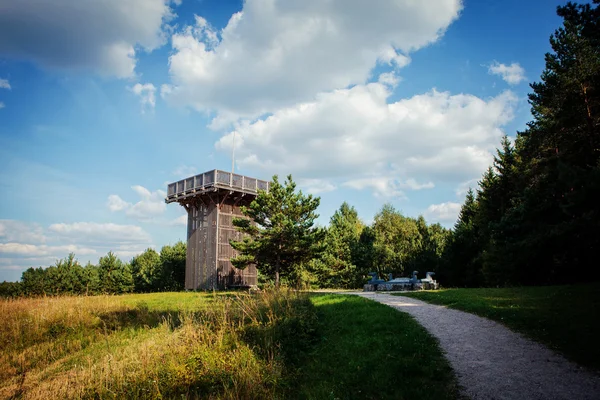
[348,291,600,400]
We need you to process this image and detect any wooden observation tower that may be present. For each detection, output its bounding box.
[166,169,269,290]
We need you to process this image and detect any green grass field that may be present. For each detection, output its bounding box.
[397,283,600,371]
[0,291,460,399]
[297,295,460,400]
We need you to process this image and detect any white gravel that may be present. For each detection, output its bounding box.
[348,291,600,400]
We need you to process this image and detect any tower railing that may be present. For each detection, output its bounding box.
[166,169,270,202]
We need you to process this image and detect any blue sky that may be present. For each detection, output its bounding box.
[0,0,568,281]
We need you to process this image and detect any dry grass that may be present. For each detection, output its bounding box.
[0,291,315,399]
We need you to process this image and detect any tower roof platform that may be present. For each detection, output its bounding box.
[165,169,270,204]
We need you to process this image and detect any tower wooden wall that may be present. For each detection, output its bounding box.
[184,192,257,290]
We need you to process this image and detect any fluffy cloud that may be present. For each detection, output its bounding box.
[297,179,337,195]
[0,219,46,243]
[0,0,177,77]
[48,222,152,244]
[488,61,527,85]
[343,177,433,199]
[130,83,157,113]
[107,185,167,221]
[0,220,154,280]
[171,215,188,226]
[0,79,10,90]
[107,195,130,212]
[163,0,462,122]
[0,102,4,109]
[216,81,517,192]
[172,165,199,177]
[424,202,462,224]
[0,243,96,256]
[455,179,479,197]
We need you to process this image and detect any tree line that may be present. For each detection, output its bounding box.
[442,1,600,287]
[229,1,600,289]
[300,202,449,289]
[229,176,449,289]
[0,242,186,297]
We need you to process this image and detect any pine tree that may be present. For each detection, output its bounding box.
[230,175,325,288]
[131,248,161,292]
[503,1,600,284]
[98,252,134,294]
[319,202,364,288]
[444,189,483,286]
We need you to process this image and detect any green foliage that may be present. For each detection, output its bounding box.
[399,283,600,371]
[131,248,161,292]
[3,242,187,298]
[0,290,321,399]
[443,189,484,287]
[442,1,600,287]
[230,175,325,287]
[294,295,460,399]
[369,204,449,281]
[98,251,134,294]
[307,203,450,289]
[371,204,420,277]
[315,202,365,288]
[0,281,22,298]
[158,241,186,291]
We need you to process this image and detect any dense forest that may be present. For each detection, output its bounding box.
[1,1,598,297]
[0,243,186,297]
[443,1,600,287]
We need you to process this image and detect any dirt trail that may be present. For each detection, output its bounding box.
[348,292,600,400]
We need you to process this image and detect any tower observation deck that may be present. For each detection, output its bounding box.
[166,169,270,290]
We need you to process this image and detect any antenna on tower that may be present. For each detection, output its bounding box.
[230,130,236,186]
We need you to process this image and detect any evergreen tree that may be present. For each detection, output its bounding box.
[98,252,134,294]
[319,202,364,288]
[414,217,450,277]
[353,225,377,281]
[444,189,483,286]
[446,1,600,286]
[230,175,325,287]
[159,241,186,291]
[131,248,162,292]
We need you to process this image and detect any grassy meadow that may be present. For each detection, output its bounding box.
[296,295,460,400]
[0,291,460,399]
[398,283,600,372]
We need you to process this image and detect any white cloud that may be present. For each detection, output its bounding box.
[0,79,10,90]
[107,185,167,221]
[0,102,4,109]
[130,83,157,113]
[0,220,46,243]
[378,72,400,88]
[172,165,199,177]
[488,61,526,85]
[215,82,517,195]
[455,179,478,197]
[344,177,407,199]
[0,264,30,271]
[297,179,336,195]
[424,202,462,224]
[163,0,462,122]
[48,222,152,244]
[171,215,188,226]
[0,0,177,77]
[343,177,433,199]
[0,243,97,257]
[107,195,130,212]
[112,244,155,259]
[0,219,154,279]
